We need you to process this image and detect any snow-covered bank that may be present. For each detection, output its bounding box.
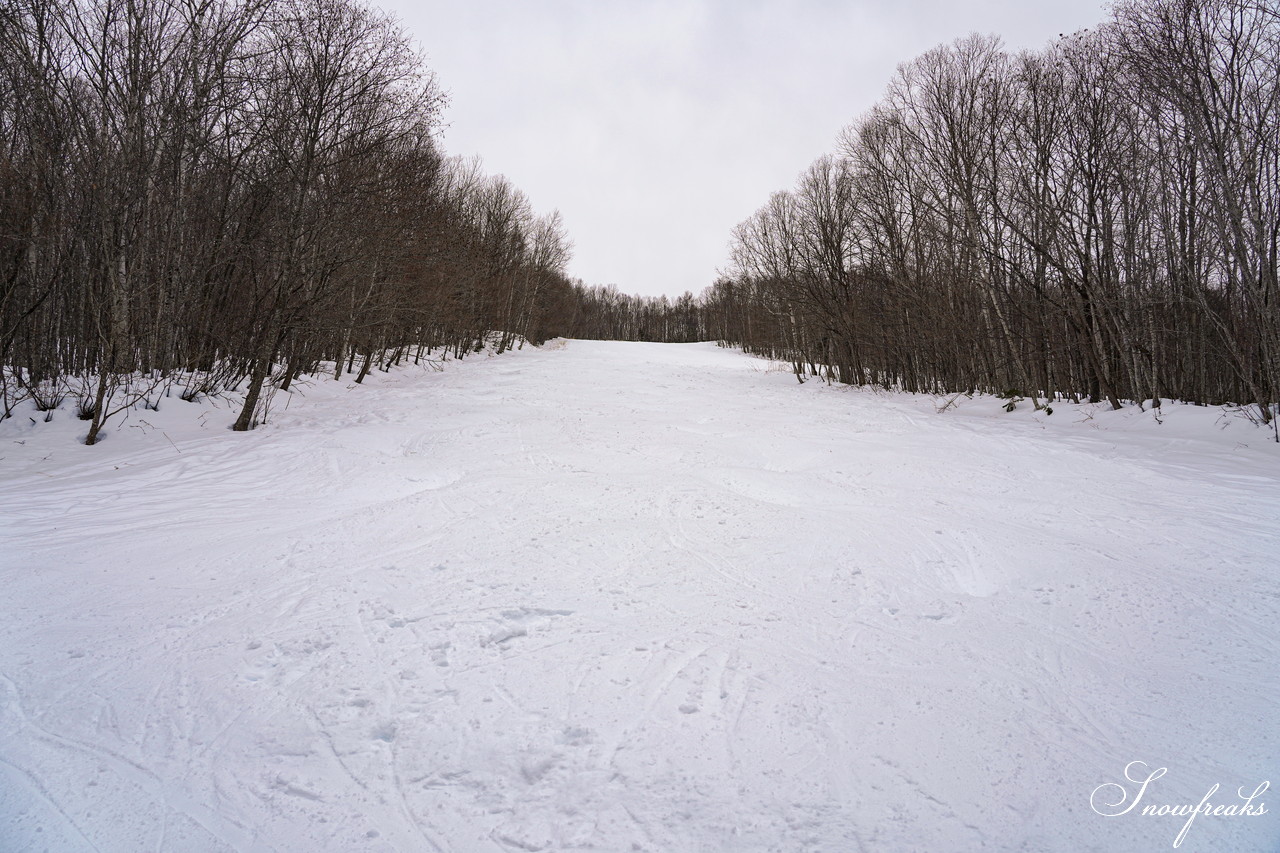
[2,340,1277,852]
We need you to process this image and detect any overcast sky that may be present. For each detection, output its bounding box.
[381,0,1108,298]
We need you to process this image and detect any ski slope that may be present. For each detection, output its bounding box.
[1,340,1277,852]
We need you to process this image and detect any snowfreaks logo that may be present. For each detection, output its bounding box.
[1090,761,1269,848]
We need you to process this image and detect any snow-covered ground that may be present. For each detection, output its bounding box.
[1,340,1277,852]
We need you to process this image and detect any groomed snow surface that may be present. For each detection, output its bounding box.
[1,340,1277,853]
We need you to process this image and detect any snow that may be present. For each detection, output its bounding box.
[1,340,1277,852]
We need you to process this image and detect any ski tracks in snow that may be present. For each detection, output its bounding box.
[2,341,1279,851]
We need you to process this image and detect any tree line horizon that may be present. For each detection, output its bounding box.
[699,0,1278,424]
[2,0,1276,442]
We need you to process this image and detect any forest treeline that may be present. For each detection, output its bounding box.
[5,0,1276,445]
[0,0,586,442]
[565,285,703,343]
[705,0,1279,420]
